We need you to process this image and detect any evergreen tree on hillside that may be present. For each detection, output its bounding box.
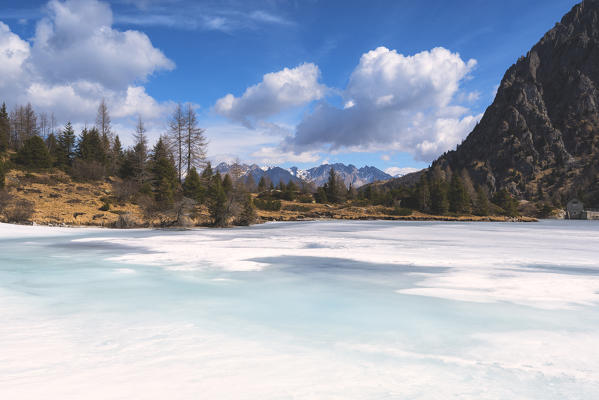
[15,136,52,169]
[55,122,76,169]
[245,174,256,193]
[200,162,213,185]
[0,160,5,189]
[118,149,136,180]
[474,186,490,216]
[493,189,519,217]
[0,103,10,153]
[416,175,431,212]
[112,135,124,172]
[222,174,233,195]
[182,166,203,202]
[150,137,178,208]
[449,174,470,214]
[207,172,228,227]
[236,194,256,226]
[430,180,449,215]
[76,127,105,163]
[324,167,345,203]
[257,176,267,192]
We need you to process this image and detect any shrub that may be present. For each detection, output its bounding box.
[392,206,413,216]
[113,180,139,203]
[99,202,110,211]
[254,198,281,211]
[297,193,314,203]
[4,198,34,222]
[235,195,257,226]
[284,204,311,212]
[15,136,52,169]
[113,213,137,229]
[71,159,105,181]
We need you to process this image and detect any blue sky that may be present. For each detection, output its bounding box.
[0,0,579,174]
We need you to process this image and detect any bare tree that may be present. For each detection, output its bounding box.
[96,98,113,148]
[50,113,57,137]
[38,112,49,139]
[10,103,38,147]
[229,157,245,182]
[166,103,185,183]
[184,103,207,176]
[133,115,149,185]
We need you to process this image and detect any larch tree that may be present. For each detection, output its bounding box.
[10,104,38,148]
[132,116,149,185]
[167,103,186,183]
[96,99,113,149]
[183,103,207,176]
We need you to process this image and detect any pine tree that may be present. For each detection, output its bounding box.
[150,137,178,209]
[15,136,52,169]
[0,103,9,153]
[430,180,449,215]
[112,135,124,172]
[56,122,76,169]
[449,174,470,214]
[207,172,228,227]
[325,168,345,203]
[222,174,233,195]
[257,176,267,192]
[493,189,518,217]
[347,183,357,200]
[76,127,105,163]
[183,166,203,201]
[417,175,430,212]
[245,174,256,193]
[236,195,256,226]
[0,159,5,189]
[474,186,490,216]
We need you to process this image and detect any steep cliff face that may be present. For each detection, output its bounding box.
[436,0,599,205]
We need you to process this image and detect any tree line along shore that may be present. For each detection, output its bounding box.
[0,100,538,227]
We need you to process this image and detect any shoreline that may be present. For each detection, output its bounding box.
[3,214,538,229]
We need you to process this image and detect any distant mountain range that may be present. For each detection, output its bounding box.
[214,162,393,188]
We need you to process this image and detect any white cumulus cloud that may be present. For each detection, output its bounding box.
[287,46,481,161]
[214,63,328,128]
[0,0,175,143]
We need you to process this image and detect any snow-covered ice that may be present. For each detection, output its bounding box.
[1,220,598,399]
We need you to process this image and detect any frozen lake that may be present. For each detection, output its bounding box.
[1,220,599,399]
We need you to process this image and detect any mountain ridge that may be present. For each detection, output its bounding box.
[214,162,393,188]
[385,0,599,207]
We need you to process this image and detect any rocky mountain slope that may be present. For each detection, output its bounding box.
[215,162,392,188]
[433,0,599,206]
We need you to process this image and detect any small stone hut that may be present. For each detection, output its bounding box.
[566,199,585,219]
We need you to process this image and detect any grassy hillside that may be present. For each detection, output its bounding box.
[0,170,536,227]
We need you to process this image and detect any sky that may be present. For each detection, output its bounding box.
[0,0,580,175]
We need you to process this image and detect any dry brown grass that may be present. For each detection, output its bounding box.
[0,170,536,227]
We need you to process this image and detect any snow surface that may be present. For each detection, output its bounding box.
[1,220,599,399]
